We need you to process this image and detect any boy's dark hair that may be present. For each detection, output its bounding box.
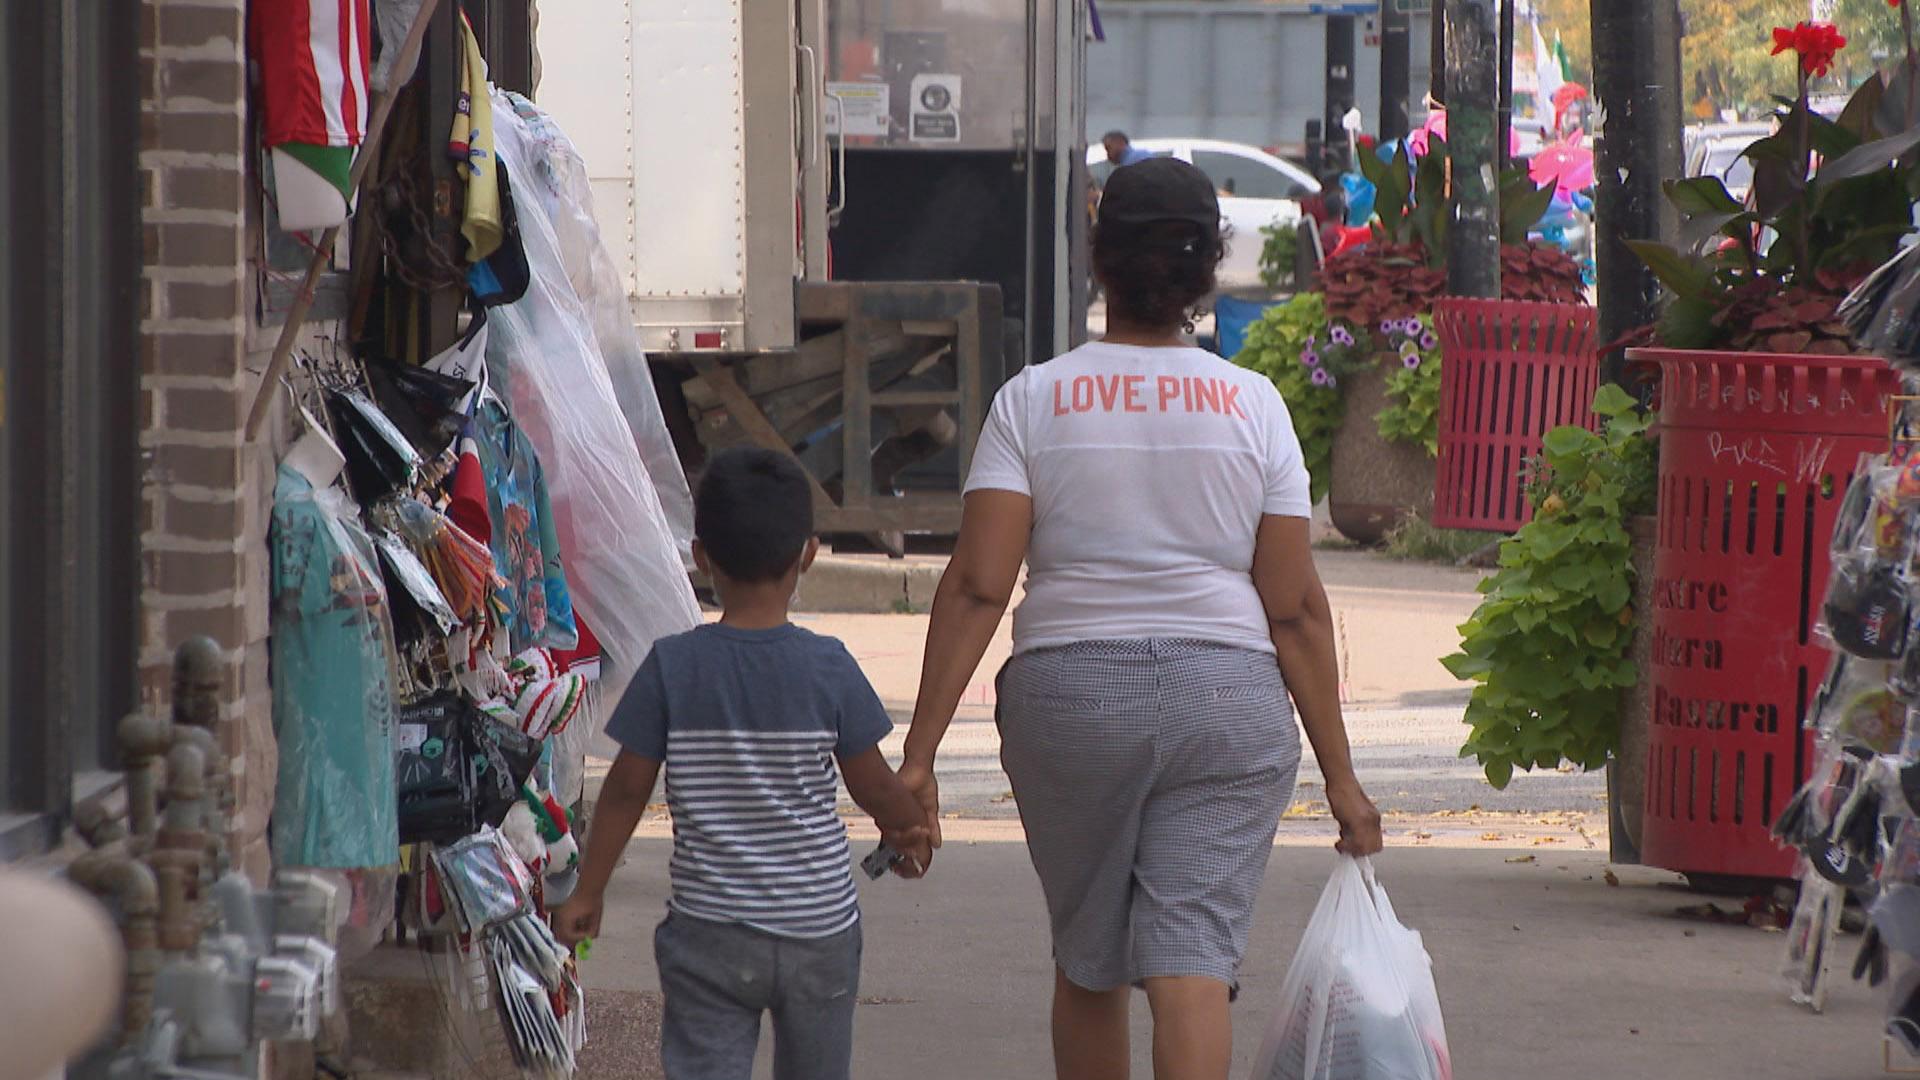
[695,448,815,583]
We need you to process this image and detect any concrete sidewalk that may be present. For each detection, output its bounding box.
[573,825,1891,1080]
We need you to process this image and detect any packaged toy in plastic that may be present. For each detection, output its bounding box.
[433,828,533,932]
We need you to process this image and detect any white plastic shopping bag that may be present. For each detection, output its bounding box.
[1250,856,1450,1080]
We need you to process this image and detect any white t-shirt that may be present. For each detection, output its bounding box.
[964,341,1312,655]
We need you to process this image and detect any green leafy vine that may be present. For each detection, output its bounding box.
[1373,315,1443,455]
[1441,384,1658,789]
[1235,294,1344,503]
[1258,221,1301,290]
[1235,298,1443,504]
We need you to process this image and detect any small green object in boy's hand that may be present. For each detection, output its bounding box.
[575,937,593,962]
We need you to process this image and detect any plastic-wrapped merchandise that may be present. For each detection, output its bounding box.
[494,90,695,566]
[268,464,401,870]
[1784,864,1849,1011]
[434,828,534,933]
[396,692,476,846]
[1841,242,1920,366]
[1831,461,1881,557]
[481,89,700,709]
[1821,551,1914,660]
[1810,656,1906,753]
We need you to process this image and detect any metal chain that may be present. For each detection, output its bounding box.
[373,160,470,294]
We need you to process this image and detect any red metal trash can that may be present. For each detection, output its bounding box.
[1634,348,1895,884]
[1431,300,1602,532]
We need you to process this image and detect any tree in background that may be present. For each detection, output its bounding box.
[1528,0,1908,120]
[1532,0,1590,82]
[1832,0,1909,72]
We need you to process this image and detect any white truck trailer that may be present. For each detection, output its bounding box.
[536,0,1089,544]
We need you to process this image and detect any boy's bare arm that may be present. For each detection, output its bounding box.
[553,749,660,944]
[840,746,933,876]
[839,746,927,836]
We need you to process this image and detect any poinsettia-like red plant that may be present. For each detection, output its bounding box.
[1771,21,1847,78]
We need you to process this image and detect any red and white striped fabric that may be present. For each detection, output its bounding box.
[253,0,371,157]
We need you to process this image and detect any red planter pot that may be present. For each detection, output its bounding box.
[1631,347,1895,886]
[1431,299,1601,533]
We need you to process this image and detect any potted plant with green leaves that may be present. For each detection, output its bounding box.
[1624,20,1920,358]
[1236,141,1587,543]
[1608,12,1920,876]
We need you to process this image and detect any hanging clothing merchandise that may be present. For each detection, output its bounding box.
[461,396,579,654]
[501,648,588,741]
[450,12,503,262]
[495,91,694,563]
[269,462,400,870]
[484,89,701,708]
[252,0,372,231]
[425,309,491,412]
[468,162,532,307]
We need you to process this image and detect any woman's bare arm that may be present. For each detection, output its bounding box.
[1251,513,1383,855]
[899,489,1034,848]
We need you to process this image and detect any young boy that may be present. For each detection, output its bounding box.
[553,448,930,1080]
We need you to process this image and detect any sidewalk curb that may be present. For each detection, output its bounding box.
[793,555,943,614]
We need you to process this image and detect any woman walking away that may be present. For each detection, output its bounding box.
[896,157,1384,1080]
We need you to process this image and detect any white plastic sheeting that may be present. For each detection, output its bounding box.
[500,90,696,566]
[484,90,700,713]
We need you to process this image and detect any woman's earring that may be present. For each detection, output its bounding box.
[1182,313,1197,336]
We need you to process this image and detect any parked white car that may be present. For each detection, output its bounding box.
[1088,138,1321,290]
[1685,122,1773,203]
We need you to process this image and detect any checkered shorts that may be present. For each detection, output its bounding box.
[996,639,1301,992]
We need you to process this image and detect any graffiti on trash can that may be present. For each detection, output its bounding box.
[1704,432,1835,484]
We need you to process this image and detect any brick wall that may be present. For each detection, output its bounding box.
[138,0,275,884]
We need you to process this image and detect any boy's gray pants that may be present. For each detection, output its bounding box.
[654,912,862,1080]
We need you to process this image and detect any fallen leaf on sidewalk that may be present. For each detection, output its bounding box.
[1603,869,1621,887]
[990,791,1016,804]
[1532,836,1561,845]
[1479,832,1505,842]
[1671,898,1788,930]
[1504,855,1536,864]
[1410,830,1433,841]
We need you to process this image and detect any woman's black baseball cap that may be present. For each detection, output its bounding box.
[1097,157,1221,230]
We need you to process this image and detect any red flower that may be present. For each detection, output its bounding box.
[1772,21,1848,78]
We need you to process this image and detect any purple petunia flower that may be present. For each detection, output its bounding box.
[1420,330,1440,351]
[1311,367,1333,387]
[1331,325,1355,347]
[1379,320,1396,336]
[1301,349,1321,367]
[1402,353,1422,370]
